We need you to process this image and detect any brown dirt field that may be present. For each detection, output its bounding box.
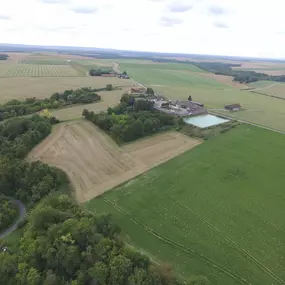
[195,72,248,89]
[27,120,201,203]
[0,76,132,103]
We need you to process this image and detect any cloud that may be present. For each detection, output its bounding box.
[168,2,193,13]
[208,5,227,16]
[168,1,193,13]
[160,16,183,26]
[213,21,229,29]
[71,6,97,14]
[0,15,10,20]
[39,0,69,3]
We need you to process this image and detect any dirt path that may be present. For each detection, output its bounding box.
[0,200,26,239]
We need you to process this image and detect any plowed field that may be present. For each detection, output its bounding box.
[27,120,201,203]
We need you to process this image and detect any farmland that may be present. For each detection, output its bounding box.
[118,60,285,132]
[27,120,200,203]
[0,64,79,77]
[86,125,285,285]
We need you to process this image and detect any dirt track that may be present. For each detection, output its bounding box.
[27,120,201,203]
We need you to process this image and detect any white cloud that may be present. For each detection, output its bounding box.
[71,6,97,14]
[168,1,193,13]
[0,0,285,58]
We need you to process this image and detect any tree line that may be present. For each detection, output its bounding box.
[0,193,189,285]
[0,87,102,121]
[190,61,285,84]
[0,54,8,60]
[83,94,182,143]
[89,68,114,76]
[0,196,17,233]
[0,115,68,208]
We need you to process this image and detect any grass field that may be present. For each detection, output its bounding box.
[27,120,200,203]
[86,125,285,285]
[118,61,285,132]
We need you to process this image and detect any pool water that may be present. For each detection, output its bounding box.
[183,114,230,128]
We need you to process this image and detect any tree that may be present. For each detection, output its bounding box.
[106,84,113,91]
[88,262,108,285]
[146,88,154,95]
[109,255,132,285]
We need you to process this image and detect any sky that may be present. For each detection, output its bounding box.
[0,0,285,58]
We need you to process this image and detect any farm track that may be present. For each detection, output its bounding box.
[103,198,249,285]
[27,120,200,203]
[174,200,285,284]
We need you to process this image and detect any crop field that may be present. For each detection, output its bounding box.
[86,125,285,285]
[27,120,200,203]
[118,61,285,132]
[0,64,79,77]
[248,81,285,99]
[21,59,71,65]
[0,75,131,103]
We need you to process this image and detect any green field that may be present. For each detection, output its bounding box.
[86,125,285,285]
[249,81,285,99]
[119,61,285,132]
[0,64,79,77]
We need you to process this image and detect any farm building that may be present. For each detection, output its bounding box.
[128,87,146,94]
[225,104,241,111]
[154,98,207,117]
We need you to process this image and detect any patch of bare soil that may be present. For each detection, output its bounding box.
[27,121,201,203]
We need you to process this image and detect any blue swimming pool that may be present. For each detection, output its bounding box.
[183,114,230,128]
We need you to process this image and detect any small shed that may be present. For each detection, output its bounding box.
[225,104,241,111]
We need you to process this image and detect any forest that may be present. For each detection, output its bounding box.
[0,196,17,233]
[0,115,67,208]
[191,61,285,83]
[0,87,102,121]
[83,94,182,143]
[0,194,184,285]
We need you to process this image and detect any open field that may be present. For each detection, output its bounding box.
[27,120,200,203]
[233,61,285,75]
[0,76,132,103]
[0,64,79,77]
[119,61,285,132]
[248,81,285,99]
[86,125,285,285]
[52,89,132,120]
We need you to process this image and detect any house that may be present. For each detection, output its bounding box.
[225,104,241,111]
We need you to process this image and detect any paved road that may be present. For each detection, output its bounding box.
[0,200,26,239]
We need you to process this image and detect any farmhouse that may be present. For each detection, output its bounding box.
[154,98,207,117]
[225,104,241,111]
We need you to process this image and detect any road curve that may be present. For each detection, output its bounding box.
[0,200,26,239]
